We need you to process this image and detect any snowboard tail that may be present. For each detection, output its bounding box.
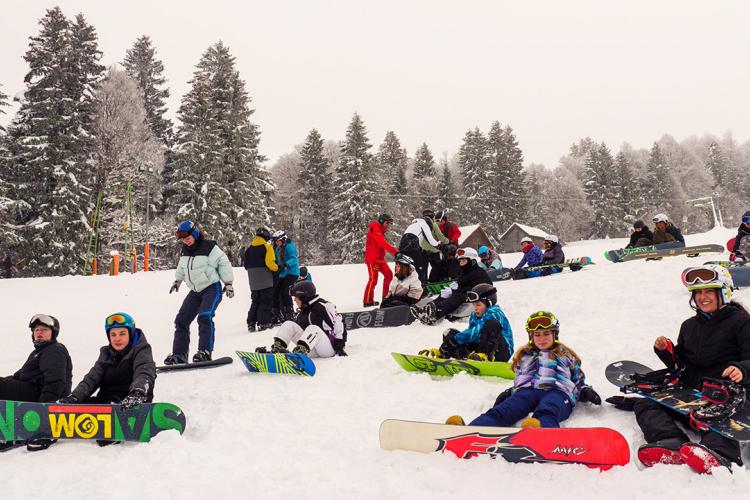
[236,351,316,376]
[379,419,629,469]
[391,353,514,379]
[343,305,415,330]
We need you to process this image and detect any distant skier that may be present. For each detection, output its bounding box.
[652,213,685,245]
[625,220,655,248]
[164,220,235,365]
[255,280,347,358]
[436,209,461,246]
[477,245,502,270]
[399,212,444,286]
[380,253,423,308]
[244,227,278,332]
[513,237,543,274]
[444,310,600,428]
[729,210,750,262]
[272,230,300,322]
[363,213,398,307]
[298,266,313,283]
[613,265,750,474]
[418,283,513,362]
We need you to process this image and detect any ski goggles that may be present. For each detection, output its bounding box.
[466,288,495,303]
[682,267,719,287]
[743,216,750,224]
[525,311,558,331]
[29,314,55,329]
[175,221,195,239]
[105,313,135,331]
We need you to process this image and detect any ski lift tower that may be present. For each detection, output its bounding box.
[685,196,723,228]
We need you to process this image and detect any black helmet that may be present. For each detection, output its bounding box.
[378,213,394,225]
[290,280,317,302]
[422,209,435,219]
[633,220,645,229]
[466,283,497,306]
[29,313,60,339]
[436,209,448,222]
[299,266,308,279]
[256,227,271,240]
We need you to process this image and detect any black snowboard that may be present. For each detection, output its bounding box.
[621,244,724,262]
[605,360,750,441]
[487,268,512,281]
[343,305,415,330]
[156,356,233,373]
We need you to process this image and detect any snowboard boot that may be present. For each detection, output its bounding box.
[417,348,443,358]
[192,350,212,363]
[292,340,311,355]
[282,307,295,321]
[26,439,57,452]
[520,417,541,428]
[679,443,732,474]
[412,302,437,325]
[445,415,465,426]
[163,353,188,365]
[256,338,290,354]
[637,438,687,467]
[256,323,274,332]
[247,323,257,332]
[363,301,379,308]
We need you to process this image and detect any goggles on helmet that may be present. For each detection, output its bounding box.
[29,314,56,329]
[105,313,135,332]
[682,267,719,287]
[176,221,195,240]
[466,291,482,302]
[743,216,750,224]
[526,311,558,332]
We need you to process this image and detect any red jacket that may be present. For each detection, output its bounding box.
[439,221,461,246]
[365,221,397,264]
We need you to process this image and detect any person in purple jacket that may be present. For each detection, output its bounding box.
[513,237,544,271]
[445,311,601,428]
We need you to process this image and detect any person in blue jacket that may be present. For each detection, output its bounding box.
[418,283,513,362]
[514,237,544,272]
[272,230,300,323]
[164,220,235,365]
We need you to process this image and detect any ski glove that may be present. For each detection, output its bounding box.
[440,287,453,299]
[494,387,513,407]
[169,281,181,294]
[605,395,636,412]
[120,389,147,410]
[223,283,234,299]
[57,395,79,404]
[578,386,602,405]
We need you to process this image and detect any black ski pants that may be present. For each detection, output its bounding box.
[433,290,468,320]
[173,282,223,356]
[380,295,418,309]
[0,377,40,402]
[399,234,428,286]
[248,287,274,326]
[273,275,298,313]
[633,398,742,464]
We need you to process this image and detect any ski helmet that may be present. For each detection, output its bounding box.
[520,236,533,245]
[742,210,750,224]
[652,213,669,224]
[290,280,317,302]
[272,230,287,242]
[544,234,559,244]
[525,310,560,343]
[104,312,138,345]
[256,227,271,240]
[478,245,489,257]
[395,253,415,267]
[682,265,733,306]
[378,213,394,225]
[29,314,60,339]
[436,209,448,222]
[466,283,497,306]
[633,220,645,229]
[176,220,200,240]
[456,247,479,262]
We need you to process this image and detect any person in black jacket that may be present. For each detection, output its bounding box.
[625,220,655,248]
[632,265,750,474]
[730,210,750,262]
[541,235,565,265]
[428,244,461,283]
[244,227,278,332]
[412,247,491,325]
[59,313,156,408]
[0,314,72,403]
[255,281,347,358]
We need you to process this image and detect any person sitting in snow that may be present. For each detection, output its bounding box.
[651,213,684,245]
[445,310,600,428]
[428,244,461,283]
[541,235,565,265]
[729,210,750,262]
[255,280,347,358]
[625,220,655,248]
[411,247,491,325]
[380,254,423,308]
[608,265,750,474]
[477,245,502,271]
[418,283,513,362]
[512,237,544,278]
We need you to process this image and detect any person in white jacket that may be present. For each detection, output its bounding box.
[164,220,235,365]
[398,214,443,286]
[380,254,424,308]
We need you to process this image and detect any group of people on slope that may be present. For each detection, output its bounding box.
[626,213,685,249]
[0,312,156,451]
[511,234,567,278]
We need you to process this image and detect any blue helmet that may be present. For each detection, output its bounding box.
[176,220,200,240]
[104,312,139,345]
[478,245,489,257]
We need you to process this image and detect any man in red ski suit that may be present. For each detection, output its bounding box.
[363,214,398,307]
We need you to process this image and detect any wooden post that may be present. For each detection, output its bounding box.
[144,243,150,272]
[110,250,119,276]
[92,257,97,275]
[130,248,137,273]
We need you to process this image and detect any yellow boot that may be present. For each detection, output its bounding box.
[445,415,466,426]
[520,417,541,428]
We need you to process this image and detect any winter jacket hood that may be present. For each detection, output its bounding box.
[175,237,234,292]
[365,220,397,264]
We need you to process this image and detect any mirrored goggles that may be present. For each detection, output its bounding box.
[106,314,129,326]
[743,216,750,224]
[29,314,55,329]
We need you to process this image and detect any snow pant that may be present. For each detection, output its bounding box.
[275,321,335,359]
[380,295,419,308]
[0,377,40,402]
[442,319,510,362]
[399,234,427,286]
[633,398,742,464]
[470,388,573,428]
[363,261,393,304]
[247,287,274,326]
[273,275,298,318]
[173,282,223,356]
[432,290,468,320]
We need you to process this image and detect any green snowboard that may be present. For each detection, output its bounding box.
[0,400,186,443]
[391,352,514,379]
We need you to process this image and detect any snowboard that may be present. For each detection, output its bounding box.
[621,244,724,262]
[391,352,514,379]
[425,280,454,296]
[156,356,233,373]
[379,419,630,470]
[605,361,750,441]
[343,305,415,330]
[0,400,186,443]
[236,351,316,376]
[605,241,683,263]
[516,257,594,279]
[487,268,512,281]
[703,260,748,268]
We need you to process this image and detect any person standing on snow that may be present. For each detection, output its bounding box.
[400,212,444,287]
[244,227,278,332]
[255,280,347,358]
[380,253,423,308]
[363,213,398,307]
[729,210,750,262]
[164,220,234,365]
[271,230,300,323]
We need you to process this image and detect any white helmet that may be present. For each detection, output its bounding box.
[652,213,669,223]
[682,265,734,305]
[520,237,533,245]
[456,247,480,262]
[272,230,286,241]
[544,234,559,244]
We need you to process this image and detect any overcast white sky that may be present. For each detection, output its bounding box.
[2,1,749,168]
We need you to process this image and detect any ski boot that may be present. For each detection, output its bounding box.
[192,350,212,363]
[411,302,437,325]
[445,415,465,426]
[680,443,732,474]
[292,340,311,355]
[637,438,687,467]
[520,417,541,428]
[163,353,188,365]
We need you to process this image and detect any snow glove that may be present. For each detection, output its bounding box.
[440,282,458,299]
[223,283,234,299]
[578,386,602,405]
[120,389,147,410]
[605,395,637,412]
[57,395,79,404]
[169,281,181,294]
[439,328,460,358]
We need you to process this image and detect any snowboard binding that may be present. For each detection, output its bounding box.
[688,378,746,431]
[622,368,682,394]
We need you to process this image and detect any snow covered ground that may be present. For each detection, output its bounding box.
[2,227,749,499]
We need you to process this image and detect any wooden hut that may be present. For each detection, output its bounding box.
[457,224,494,250]
[497,223,552,252]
